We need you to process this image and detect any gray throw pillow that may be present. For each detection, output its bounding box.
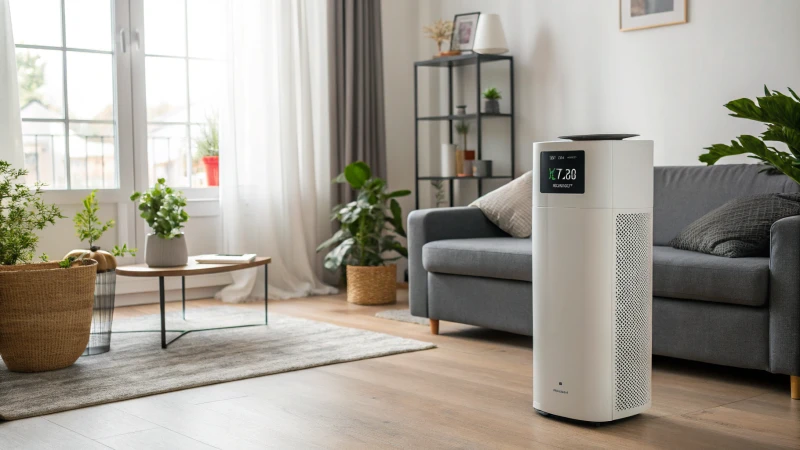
[470,171,532,238]
[669,193,800,257]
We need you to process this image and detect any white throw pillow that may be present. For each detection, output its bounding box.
[470,171,532,238]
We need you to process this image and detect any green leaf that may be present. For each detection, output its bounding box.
[344,161,371,189]
[323,238,354,271]
[385,189,411,199]
[389,198,405,238]
[316,229,350,252]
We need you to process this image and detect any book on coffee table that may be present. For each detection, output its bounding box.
[194,253,257,264]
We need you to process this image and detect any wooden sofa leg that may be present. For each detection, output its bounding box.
[430,319,439,335]
[792,376,800,400]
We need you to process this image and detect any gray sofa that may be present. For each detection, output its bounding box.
[408,164,800,396]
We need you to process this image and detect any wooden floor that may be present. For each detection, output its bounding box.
[2,289,799,449]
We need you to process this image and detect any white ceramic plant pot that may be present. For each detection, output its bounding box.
[145,233,189,267]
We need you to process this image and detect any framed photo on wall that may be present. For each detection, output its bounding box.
[450,12,480,52]
[620,0,687,31]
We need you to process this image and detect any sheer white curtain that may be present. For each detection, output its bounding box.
[216,0,337,301]
[0,0,23,169]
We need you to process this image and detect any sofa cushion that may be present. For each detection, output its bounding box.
[653,246,769,307]
[469,171,532,238]
[422,237,532,282]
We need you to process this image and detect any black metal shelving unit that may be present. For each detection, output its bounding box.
[413,53,515,209]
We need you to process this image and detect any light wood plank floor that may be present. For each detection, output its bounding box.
[2,288,799,449]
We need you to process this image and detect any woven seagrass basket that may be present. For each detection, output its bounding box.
[0,259,97,372]
[346,264,397,305]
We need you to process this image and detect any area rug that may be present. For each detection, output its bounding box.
[0,306,435,420]
[376,309,429,325]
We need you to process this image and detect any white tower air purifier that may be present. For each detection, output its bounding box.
[532,135,653,423]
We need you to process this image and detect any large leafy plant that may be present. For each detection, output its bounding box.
[700,86,800,184]
[73,190,136,256]
[130,178,189,239]
[317,161,410,270]
[0,161,65,265]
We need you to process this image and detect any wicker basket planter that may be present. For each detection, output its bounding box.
[346,265,397,305]
[0,260,98,372]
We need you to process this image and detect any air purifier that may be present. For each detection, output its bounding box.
[532,136,653,423]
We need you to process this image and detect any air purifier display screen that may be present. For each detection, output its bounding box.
[540,151,585,194]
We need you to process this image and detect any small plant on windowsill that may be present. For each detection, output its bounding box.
[131,178,190,267]
[194,114,220,187]
[482,87,502,114]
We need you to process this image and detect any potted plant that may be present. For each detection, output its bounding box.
[317,161,410,305]
[423,19,456,57]
[64,190,136,355]
[131,178,190,267]
[0,161,98,373]
[194,115,219,186]
[699,86,800,184]
[483,87,502,114]
[455,121,475,176]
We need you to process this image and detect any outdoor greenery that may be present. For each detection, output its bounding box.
[700,86,800,184]
[482,87,502,100]
[16,51,45,107]
[317,161,410,270]
[130,178,189,239]
[0,161,65,265]
[73,190,136,256]
[194,114,219,160]
[456,121,470,150]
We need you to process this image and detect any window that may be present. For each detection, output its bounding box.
[11,0,118,190]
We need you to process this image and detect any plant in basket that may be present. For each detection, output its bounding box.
[316,161,410,305]
[0,161,98,372]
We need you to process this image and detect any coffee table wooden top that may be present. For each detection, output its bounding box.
[116,256,271,278]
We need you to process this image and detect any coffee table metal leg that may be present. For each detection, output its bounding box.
[159,276,166,349]
[181,276,186,320]
[264,264,269,325]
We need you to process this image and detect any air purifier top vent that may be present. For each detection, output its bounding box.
[558,134,639,141]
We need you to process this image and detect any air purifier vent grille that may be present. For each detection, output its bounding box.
[613,213,652,412]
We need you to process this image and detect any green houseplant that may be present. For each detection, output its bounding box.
[483,87,502,114]
[131,178,190,267]
[194,115,220,186]
[65,190,136,272]
[0,161,97,372]
[699,86,800,184]
[455,121,474,176]
[317,161,410,305]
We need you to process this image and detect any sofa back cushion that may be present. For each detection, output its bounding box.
[654,164,800,245]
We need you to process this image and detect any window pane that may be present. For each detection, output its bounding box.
[17,48,64,119]
[69,123,117,189]
[187,0,225,59]
[189,60,223,122]
[21,121,68,189]
[145,57,187,122]
[144,0,185,56]
[148,124,190,186]
[190,124,213,187]
[10,0,62,47]
[65,0,112,51]
[67,52,114,120]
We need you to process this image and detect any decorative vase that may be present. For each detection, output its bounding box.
[441,144,456,177]
[473,160,493,177]
[484,99,500,114]
[463,160,474,177]
[201,155,219,186]
[457,150,476,176]
[346,265,397,305]
[456,105,467,116]
[0,260,98,372]
[64,248,118,356]
[145,233,189,267]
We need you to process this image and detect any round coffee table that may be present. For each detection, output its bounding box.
[117,256,271,349]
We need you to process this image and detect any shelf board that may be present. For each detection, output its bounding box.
[418,176,513,181]
[417,113,512,121]
[415,53,513,68]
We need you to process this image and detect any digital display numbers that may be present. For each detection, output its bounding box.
[540,151,585,194]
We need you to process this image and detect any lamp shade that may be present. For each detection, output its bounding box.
[473,14,508,54]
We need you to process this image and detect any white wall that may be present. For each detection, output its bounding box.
[386,0,800,176]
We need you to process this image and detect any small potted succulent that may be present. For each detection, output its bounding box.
[317,161,410,305]
[131,178,190,267]
[194,115,219,186]
[483,87,502,114]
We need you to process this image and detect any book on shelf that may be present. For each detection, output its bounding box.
[195,254,257,264]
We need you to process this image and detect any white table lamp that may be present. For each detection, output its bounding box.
[473,14,508,54]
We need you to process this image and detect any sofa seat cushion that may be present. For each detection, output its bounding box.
[423,238,532,282]
[653,246,768,307]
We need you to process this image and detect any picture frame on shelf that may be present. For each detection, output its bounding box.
[450,12,480,53]
[620,0,687,31]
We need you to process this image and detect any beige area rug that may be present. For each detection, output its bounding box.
[0,306,435,420]
[376,309,430,326]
